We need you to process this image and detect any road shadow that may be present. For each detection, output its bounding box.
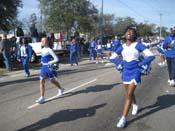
[42,83,121,104]
[127,94,175,126]
[17,103,106,131]
[0,76,39,87]
[70,83,121,96]
[58,65,113,76]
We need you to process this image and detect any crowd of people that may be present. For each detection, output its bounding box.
[1,26,175,129]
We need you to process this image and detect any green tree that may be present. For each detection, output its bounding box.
[114,16,137,36]
[154,26,168,37]
[29,13,37,25]
[16,26,24,36]
[137,23,155,37]
[0,0,22,31]
[39,0,98,37]
[102,14,115,36]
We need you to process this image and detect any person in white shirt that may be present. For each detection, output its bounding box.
[17,37,32,77]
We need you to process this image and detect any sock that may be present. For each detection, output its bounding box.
[121,116,126,120]
[133,103,138,107]
[40,96,44,99]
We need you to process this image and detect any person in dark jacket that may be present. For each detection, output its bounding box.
[0,34,13,71]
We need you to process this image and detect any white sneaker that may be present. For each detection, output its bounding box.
[35,97,45,104]
[132,104,139,115]
[101,60,104,63]
[57,88,64,96]
[116,117,126,128]
[96,61,99,64]
[158,62,162,66]
[168,79,171,84]
[169,80,175,87]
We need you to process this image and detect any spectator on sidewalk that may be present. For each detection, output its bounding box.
[95,40,104,64]
[89,37,96,60]
[35,37,64,104]
[17,37,32,77]
[0,34,13,71]
[69,38,79,66]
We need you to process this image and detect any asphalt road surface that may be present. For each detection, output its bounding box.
[0,55,175,131]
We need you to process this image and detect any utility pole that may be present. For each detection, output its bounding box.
[40,8,43,32]
[159,13,162,40]
[100,0,103,44]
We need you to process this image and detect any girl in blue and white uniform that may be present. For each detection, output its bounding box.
[35,37,64,104]
[157,39,166,66]
[110,27,155,128]
[106,39,112,59]
[95,40,104,64]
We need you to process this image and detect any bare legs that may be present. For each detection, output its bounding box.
[39,77,62,97]
[122,83,136,117]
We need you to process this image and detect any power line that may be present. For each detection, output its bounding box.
[117,0,149,21]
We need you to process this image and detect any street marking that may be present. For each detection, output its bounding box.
[27,79,97,109]
[104,63,114,67]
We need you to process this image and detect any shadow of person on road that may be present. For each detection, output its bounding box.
[70,83,121,95]
[127,94,175,126]
[0,76,39,88]
[17,103,106,131]
[43,83,121,104]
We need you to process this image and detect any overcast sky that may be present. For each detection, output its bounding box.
[18,0,175,29]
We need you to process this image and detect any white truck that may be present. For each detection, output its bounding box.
[16,37,68,62]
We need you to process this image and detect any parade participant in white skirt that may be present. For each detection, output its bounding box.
[95,40,104,64]
[35,37,64,104]
[110,27,155,128]
[157,39,166,66]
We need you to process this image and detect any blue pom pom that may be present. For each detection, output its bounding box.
[116,64,123,72]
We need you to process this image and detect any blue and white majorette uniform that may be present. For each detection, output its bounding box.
[40,46,59,80]
[110,42,155,85]
[157,41,165,55]
[112,39,121,51]
[96,44,103,55]
[106,42,112,52]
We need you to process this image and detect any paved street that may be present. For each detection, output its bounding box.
[0,55,175,131]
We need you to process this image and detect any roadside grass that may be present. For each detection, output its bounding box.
[0,68,6,74]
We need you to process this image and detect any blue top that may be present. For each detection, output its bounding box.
[41,46,59,66]
[112,39,121,51]
[163,35,175,58]
[70,42,79,53]
[18,44,32,60]
[110,42,155,70]
[89,41,97,48]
